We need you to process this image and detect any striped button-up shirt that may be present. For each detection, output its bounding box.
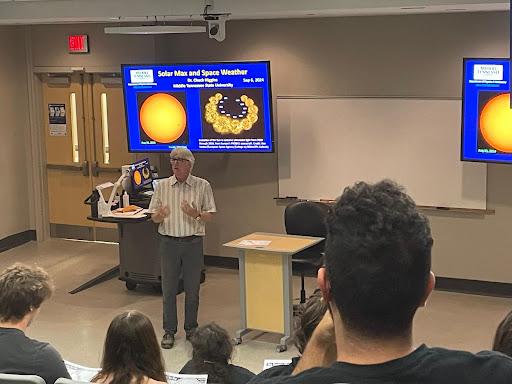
[148,174,216,237]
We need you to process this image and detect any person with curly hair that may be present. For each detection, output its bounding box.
[250,180,512,384]
[180,323,254,384]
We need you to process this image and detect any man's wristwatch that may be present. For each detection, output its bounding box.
[195,212,201,221]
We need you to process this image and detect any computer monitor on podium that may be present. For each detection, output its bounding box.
[122,158,153,195]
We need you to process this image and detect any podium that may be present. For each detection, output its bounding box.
[224,232,323,352]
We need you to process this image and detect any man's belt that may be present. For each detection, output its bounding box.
[165,235,200,242]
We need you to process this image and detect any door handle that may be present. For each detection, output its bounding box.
[82,160,89,176]
[91,161,99,177]
[46,161,89,177]
[91,161,121,177]
[97,167,121,173]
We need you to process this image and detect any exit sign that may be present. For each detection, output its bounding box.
[68,35,89,54]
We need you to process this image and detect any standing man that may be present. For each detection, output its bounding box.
[149,147,216,349]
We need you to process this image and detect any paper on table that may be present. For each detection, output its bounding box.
[65,360,100,382]
[65,361,207,384]
[238,239,272,247]
[166,373,208,384]
[263,359,293,370]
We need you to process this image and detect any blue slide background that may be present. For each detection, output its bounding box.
[122,61,274,153]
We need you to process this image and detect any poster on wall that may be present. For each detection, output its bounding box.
[48,103,67,136]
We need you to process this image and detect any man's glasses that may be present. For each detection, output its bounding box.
[170,158,189,163]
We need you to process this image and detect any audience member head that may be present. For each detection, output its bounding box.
[0,263,53,328]
[93,310,166,384]
[294,289,328,354]
[493,310,512,357]
[319,180,435,340]
[189,323,233,384]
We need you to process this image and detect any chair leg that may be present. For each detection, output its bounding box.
[300,273,306,304]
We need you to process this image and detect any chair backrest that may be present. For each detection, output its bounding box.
[284,201,330,238]
[54,378,89,384]
[0,373,46,384]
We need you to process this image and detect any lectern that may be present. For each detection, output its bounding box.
[224,232,323,352]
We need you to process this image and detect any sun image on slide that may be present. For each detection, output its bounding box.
[137,92,188,144]
[478,92,512,153]
[133,169,142,186]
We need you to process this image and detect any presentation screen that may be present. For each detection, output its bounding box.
[122,61,274,153]
[461,58,511,163]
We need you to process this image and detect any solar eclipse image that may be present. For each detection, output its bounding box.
[200,88,265,139]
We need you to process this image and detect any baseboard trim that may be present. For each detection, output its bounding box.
[204,255,238,270]
[436,277,512,297]
[50,224,92,241]
[0,230,36,253]
[204,255,512,298]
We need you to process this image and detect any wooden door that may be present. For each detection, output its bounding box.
[43,73,93,238]
[43,72,134,240]
[90,74,134,236]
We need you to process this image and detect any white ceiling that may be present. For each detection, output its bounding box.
[0,0,508,25]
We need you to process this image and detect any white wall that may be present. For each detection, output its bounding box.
[0,27,31,239]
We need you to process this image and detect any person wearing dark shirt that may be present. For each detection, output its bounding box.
[0,263,71,384]
[180,323,254,384]
[252,290,329,381]
[493,309,512,357]
[250,180,512,384]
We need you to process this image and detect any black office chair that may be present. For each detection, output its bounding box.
[284,200,330,304]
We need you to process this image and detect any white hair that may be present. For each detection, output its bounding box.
[170,147,195,167]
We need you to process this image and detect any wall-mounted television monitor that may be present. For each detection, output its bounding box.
[122,61,274,153]
[461,58,511,163]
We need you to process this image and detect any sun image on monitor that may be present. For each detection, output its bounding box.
[477,91,512,154]
[461,58,512,163]
[137,92,188,146]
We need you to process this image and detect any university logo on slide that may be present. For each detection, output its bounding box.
[130,69,154,83]
[473,64,504,81]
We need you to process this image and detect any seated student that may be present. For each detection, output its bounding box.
[251,180,512,384]
[493,310,512,357]
[180,323,254,384]
[253,290,331,380]
[92,310,167,384]
[0,263,71,384]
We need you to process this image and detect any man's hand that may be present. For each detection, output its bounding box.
[292,310,337,375]
[151,205,170,223]
[181,200,199,218]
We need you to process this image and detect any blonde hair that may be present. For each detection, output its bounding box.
[170,147,195,168]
